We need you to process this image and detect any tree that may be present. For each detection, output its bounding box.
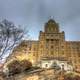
[0,19,24,61]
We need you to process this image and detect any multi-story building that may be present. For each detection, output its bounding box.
[7,19,80,70]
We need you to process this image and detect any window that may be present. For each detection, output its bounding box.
[46,39,49,42]
[62,51,64,55]
[79,59,80,63]
[51,45,54,49]
[29,46,31,50]
[78,53,80,57]
[61,46,64,48]
[51,51,54,55]
[51,35,53,37]
[33,53,35,56]
[46,44,48,49]
[34,48,36,51]
[40,45,43,48]
[45,64,48,67]
[51,39,53,41]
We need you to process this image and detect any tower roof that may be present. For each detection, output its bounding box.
[47,19,56,23]
[44,19,59,33]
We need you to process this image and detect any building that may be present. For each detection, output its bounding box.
[39,57,73,71]
[7,19,80,71]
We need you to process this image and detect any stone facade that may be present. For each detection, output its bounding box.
[7,19,80,70]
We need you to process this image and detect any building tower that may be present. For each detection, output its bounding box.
[38,19,66,61]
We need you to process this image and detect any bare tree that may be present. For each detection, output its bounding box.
[0,19,24,61]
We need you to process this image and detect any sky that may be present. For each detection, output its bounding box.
[0,0,80,41]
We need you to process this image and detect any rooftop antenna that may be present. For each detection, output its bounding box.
[49,16,54,20]
[48,16,56,24]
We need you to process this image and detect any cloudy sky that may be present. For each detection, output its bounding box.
[0,0,80,41]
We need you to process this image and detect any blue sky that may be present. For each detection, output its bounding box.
[0,0,80,41]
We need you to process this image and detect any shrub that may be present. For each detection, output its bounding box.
[64,73,80,80]
[7,59,32,75]
[20,59,32,71]
[7,60,21,75]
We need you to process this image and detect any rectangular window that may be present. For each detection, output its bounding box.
[51,45,54,49]
[46,39,49,42]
